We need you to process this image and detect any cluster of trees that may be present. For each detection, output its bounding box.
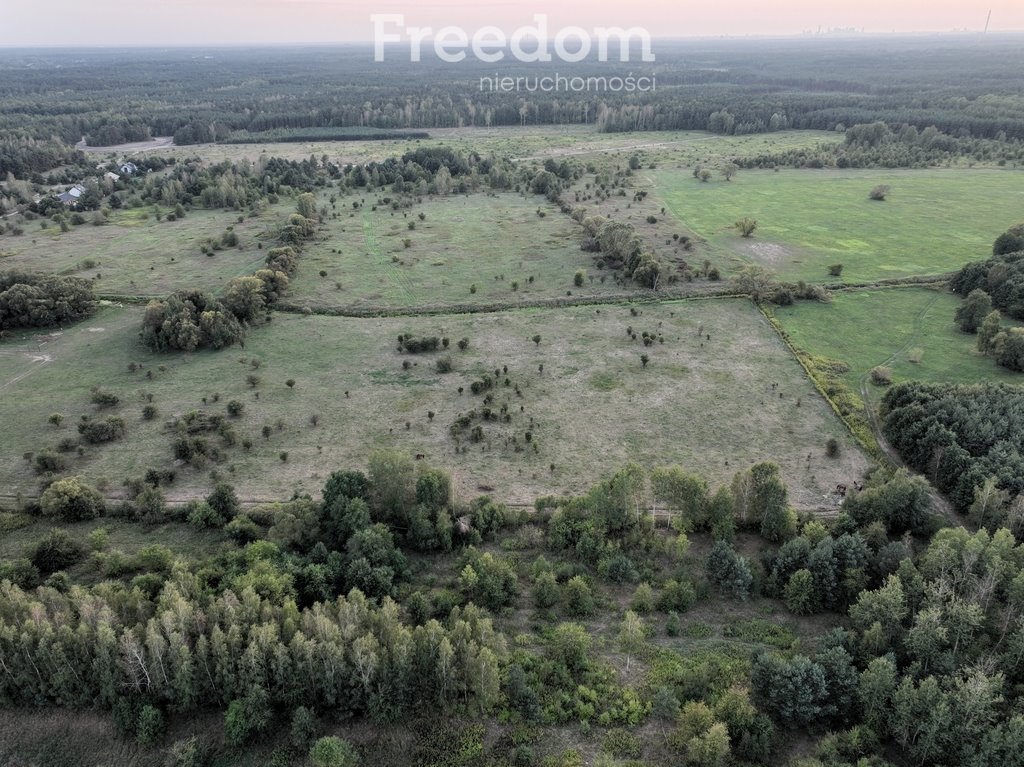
[0,580,506,736]
[141,208,309,353]
[0,137,87,178]
[14,438,1024,766]
[954,287,1024,372]
[882,381,1024,515]
[578,217,665,289]
[83,119,153,147]
[950,228,1024,371]
[337,150,567,202]
[952,226,1024,320]
[824,526,1024,766]
[123,156,326,212]
[731,264,831,305]
[0,271,95,331]
[140,289,246,352]
[741,121,1024,170]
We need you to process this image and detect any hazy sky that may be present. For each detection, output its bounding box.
[1,0,1021,46]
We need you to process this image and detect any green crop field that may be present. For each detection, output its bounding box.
[0,205,285,297]
[773,286,1024,399]
[0,299,866,508]
[654,167,1024,283]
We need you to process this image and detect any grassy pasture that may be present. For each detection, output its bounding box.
[290,192,626,310]
[0,299,866,509]
[774,287,1024,395]
[0,205,284,297]
[654,167,1024,283]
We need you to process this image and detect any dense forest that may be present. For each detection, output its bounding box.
[1,36,1024,174]
[882,381,1024,514]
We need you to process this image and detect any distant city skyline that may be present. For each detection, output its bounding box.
[2,0,1022,47]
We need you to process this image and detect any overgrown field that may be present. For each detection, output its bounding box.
[655,167,1024,283]
[290,193,623,311]
[0,205,284,297]
[139,127,837,169]
[0,299,866,507]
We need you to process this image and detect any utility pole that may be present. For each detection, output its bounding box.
[984,10,992,33]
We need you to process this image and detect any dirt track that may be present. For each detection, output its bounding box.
[75,136,174,154]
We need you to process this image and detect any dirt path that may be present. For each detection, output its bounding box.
[75,136,174,154]
[507,134,716,161]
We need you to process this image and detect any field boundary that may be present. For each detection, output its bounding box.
[94,273,956,318]
[758,301,884,461]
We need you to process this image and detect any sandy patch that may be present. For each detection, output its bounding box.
[745,241,791,266]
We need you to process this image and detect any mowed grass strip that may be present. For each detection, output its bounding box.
[655,167,1024,283]
[0,299,867,508]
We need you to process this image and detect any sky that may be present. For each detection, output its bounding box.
[1,0,1021,47]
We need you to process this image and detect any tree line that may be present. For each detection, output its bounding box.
[4,40,1024,181]
[0,271,95,333]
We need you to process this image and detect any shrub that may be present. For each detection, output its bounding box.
[631,582,654,613]
[704,541,753,600]
[90,388,120,407]
[187,501,225,530]
[225,515,262,544]
[34,450,66,474]
[78,416,127,444]
[31,528,86,573]
[310,736,360,767]
[40,476,105,521]
[563,575,595,616]
[869,184,891,201]
[601,729,642,759]
[164,736,212,767]
[207,483,240,519]
[825,438,840,458]
[828,264,844,277]
[533,571,560,609]
[224,688,272,747]
[136,705,165,746]
[869,366,892,386]
[227,400,244,417]
[88,527,109,551]
[657,579,697,612]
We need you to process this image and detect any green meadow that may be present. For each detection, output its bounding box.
[655,167,1024,283]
